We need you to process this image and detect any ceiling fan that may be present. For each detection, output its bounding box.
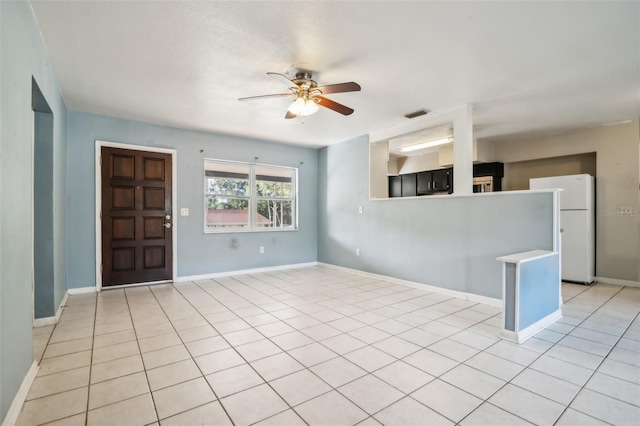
[238,71,361,119]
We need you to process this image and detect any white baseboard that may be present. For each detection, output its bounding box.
[466,293,502,307]
[67,286,97,295]
[56,292,69,322]
[317,262,502,307]
[595,276,640,288]
[9,290,77,423]
[33,290,69,328]
[1,361,39,426]
[175,262,319,283]
[500,310,563,344]
[32,316,56,327]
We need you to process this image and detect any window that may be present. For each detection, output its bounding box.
[204,159,297,232]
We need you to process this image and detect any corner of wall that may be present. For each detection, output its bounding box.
[0,0,69,420]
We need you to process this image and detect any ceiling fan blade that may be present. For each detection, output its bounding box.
[238,93,293,101]
[315,96,354,115]
[267,72,298,89]
[315,82,361,95]
[285,111,298,119]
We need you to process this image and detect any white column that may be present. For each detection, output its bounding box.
[453,104,473,194]
[369,141,389,199]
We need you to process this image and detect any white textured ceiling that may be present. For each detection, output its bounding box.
[30,1,640,148]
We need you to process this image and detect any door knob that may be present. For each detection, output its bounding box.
[163,223,172,229]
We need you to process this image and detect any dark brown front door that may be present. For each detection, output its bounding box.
[101,147,173,287]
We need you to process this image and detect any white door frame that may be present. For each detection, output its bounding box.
[95,140,178,291]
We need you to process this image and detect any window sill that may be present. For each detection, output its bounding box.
[204,227,298,234]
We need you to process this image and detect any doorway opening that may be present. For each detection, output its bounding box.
[32,78,54,320]
[32,78,56,362]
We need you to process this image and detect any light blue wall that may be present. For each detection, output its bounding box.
[34,111,55,318]
[0,0,68,420]
[66,111,318,288]
[518,254,560,330]
[318,135,554,299]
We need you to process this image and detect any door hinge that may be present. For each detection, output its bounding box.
[100,264,103,274]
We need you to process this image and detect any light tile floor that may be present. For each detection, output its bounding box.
[19,266,640,425]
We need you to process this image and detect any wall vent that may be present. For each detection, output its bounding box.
[404,109,429,119]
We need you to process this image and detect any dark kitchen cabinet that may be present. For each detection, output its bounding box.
[389,175,402,198]
[417,171,432,195]
[417,168,452,195]
[432,168,452,193]
[473,162,504,178]
[401,173,417,197]
[473,162,504,192]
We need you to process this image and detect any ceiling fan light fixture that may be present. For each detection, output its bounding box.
[241,71,360,118]
[398,136,454,153]
[287,97,319,117]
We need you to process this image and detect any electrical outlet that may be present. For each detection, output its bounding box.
[356,248,360,256]
[180,208,189,216]
[259,246,265,254]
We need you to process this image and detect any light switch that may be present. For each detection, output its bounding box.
[180,208,189,216]
[358,206,363,214]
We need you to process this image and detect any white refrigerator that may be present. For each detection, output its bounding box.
[530,174,595,284]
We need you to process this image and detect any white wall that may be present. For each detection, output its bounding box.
[503,153,597,191]
[369,141,389,198]
[397,152,440,174]
[493,120,640,282]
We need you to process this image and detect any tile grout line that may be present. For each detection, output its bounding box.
[130,281,638,424]
[519,285,631,423]
[84,292,98,426]
[175,279,312,425]
[189,274,493,423]
[416,282,626,425]
[290,276,631,424]
[28,271,638,426]
[33,323,56,365]
[145,284,243,426]
[122,287,163,425]
[478,283,629,425]
[201,272,501,417]
[552,305,640,425]
[192,276,400,423]
[200,274,426,419]
[25,296,96,425]
[197,275,634,424]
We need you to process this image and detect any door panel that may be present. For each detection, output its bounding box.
[560,210,591,282]
[102,147,173,287]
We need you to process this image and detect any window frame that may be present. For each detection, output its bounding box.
[204,158,298,233]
